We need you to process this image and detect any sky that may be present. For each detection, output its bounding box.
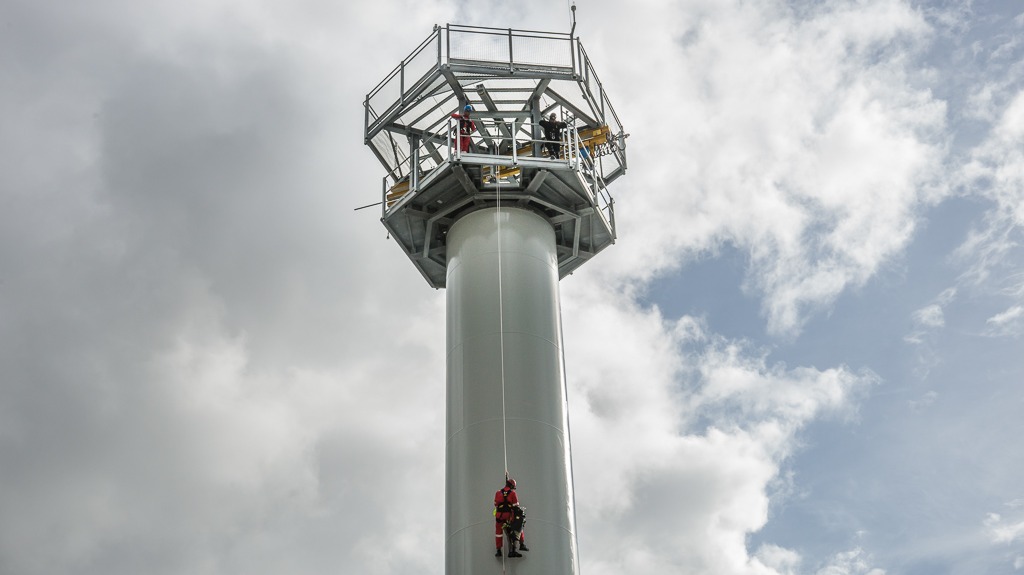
[1,0,1023,574]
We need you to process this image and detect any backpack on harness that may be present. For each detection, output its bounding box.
[504,505,526,549]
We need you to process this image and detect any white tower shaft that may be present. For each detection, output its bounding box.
[445,207,579,575]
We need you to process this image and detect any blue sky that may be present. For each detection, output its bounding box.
[1,1,1022,574]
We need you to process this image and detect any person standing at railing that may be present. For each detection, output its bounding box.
[452,104,476,154]
[539,112,567,159]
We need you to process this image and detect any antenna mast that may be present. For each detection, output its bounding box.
[570,2,577,38]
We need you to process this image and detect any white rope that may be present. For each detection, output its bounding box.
[496,159,510,573]
[496,162,509,477]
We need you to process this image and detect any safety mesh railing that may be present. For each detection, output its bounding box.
[365,24,626,208]
[365,25,621,150]
[511,32,572,68]
[365,28,441,136]
[446,25,574,71]
[448,26,509,66]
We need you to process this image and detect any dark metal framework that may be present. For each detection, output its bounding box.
[364,24,628,288]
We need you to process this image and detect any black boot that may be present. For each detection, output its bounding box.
[508,549,522,558]
[495,548,502,557]
[518,542,529,552]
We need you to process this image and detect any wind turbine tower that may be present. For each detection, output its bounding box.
[363,22,627,575]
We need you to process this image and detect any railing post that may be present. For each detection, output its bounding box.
[573,127,580,170]
[455,116,465,161]
[569,125,577,167]
[411,135,420,193]
[570,37,577,77]
[363,97,369,142]
[511,119,518,165]
[609,196,616,238]
[508,28,514,73]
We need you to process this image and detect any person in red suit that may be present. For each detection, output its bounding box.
[494,477,529,557]
[451,104,475,153]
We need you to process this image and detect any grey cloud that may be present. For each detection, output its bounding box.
[6,1,1024,574]
[0,4,449,573]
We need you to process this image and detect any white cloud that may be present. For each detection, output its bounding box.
[913,303,946,328]
[907,390,938,412]
[588,0,948,336]
[957,90,1024,285]
[953,87,1024,341]
[986,513,1024,545]
[904,288,957,376]
[814,547,885,575]
[562,281,877,574]
[960,7,1024,121]
[985,304,1024,337]
[755,543,802,574]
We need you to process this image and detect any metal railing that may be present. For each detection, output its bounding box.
[381,116,615,229]
[446,24,574,72]
[365,27,442,139]
[365,24,587,143]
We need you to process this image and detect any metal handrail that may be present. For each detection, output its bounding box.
[364,24,617,171]
[383,116,613,221]
[366,27,440,103]
[367,24,576,120]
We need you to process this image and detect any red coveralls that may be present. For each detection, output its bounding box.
[494,486,524,550]
[451,112,474,153]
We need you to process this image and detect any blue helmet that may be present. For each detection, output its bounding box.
[464,104,474,113]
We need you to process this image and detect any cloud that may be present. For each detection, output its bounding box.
[961,11,1024,122]
[561,282,877,574]
[903,287,956,376]
[986,513,1024,545]
[755,543,802,575]
[983,507,1024,572]
[814,547,885,575]
[951,88,1024,341]
[907,390,938,412]
[913,304,946,328]
[3,1,1004,574]
[985,304,1024,336]
[0,1,456,573]
[590,0,948,336]
[957,90,1024,279]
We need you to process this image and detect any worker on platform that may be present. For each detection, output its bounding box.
[539,112,567,159]
[494,477,529,557]
[452,104,475,154]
